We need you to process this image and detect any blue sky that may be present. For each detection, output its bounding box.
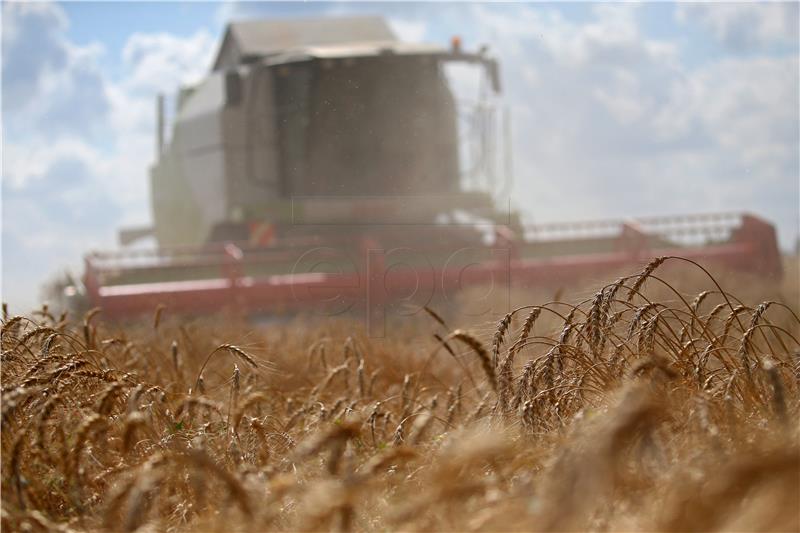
[2,1,799,312]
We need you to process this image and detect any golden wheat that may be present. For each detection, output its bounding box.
[1,260,798,532]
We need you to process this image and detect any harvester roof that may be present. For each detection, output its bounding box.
[256,41,449,69]
[212,16,399,71]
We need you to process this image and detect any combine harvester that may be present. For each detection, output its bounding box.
[77,17,782,321]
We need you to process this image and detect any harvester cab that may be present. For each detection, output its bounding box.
[146,16,508,249]
[78,16,782,320]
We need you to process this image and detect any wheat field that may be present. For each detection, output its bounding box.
[2,256,799,532]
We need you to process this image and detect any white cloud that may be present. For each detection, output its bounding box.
[122,29,217,94]
[677,3,799,51]
[2,2,220,310]
[1,2,69,95]
[461,3,797,250]
[3,138,103,188]
[2,2,110,138]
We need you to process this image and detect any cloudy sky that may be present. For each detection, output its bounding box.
[2,1,799,312]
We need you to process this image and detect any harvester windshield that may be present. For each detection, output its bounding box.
[271,54,461,197]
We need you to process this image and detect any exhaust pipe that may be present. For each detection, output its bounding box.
[156,93,165,158]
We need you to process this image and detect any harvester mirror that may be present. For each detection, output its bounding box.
[225,70,242,106]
